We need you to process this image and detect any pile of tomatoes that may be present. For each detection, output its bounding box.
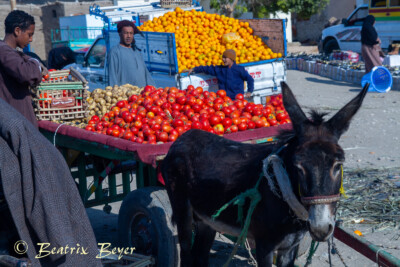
[84,85,291,144]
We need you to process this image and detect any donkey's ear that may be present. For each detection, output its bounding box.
[326,83,369,139]
[281,81,307,133]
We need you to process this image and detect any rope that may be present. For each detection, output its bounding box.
[211,173,263,267]
[245,239,257,266]
[53,122,66,146]
[304,240,319,267]
[340,165,348,198]
[332,238,349,267]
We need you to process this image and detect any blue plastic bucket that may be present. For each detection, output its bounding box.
[361,66,392,93]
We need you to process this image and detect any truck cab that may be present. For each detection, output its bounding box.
[321,0,400,54]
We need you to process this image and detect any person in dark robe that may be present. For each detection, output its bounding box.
[48,47,76,70]
[361,15,382,73]
[0,99,102,266]
[0,10,47,128]
[108,20,156,87]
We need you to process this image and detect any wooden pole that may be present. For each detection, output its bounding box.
[10,0,16,10]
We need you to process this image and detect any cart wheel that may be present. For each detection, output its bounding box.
[118,187,179,267]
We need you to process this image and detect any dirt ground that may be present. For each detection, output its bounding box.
[87,70,400,266]
[287,43,319,54]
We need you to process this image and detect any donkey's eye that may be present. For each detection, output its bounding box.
[332,162,343,177]
[295,164,306,177]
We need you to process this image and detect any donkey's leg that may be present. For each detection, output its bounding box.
[192,221,216,267]
[255,238,275,267]
[276,244,299,267]
[173,197,194,267]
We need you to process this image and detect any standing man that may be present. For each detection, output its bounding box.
[108,20,156,87]
[0,10,47,128]
[188,49,254,100]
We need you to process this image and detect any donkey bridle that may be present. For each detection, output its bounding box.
[301,194,341,206]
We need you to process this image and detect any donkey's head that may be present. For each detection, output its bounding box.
[281,82,369,242]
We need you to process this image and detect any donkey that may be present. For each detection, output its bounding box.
[161,82,369,267]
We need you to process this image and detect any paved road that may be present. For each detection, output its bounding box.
[87,70,400,266]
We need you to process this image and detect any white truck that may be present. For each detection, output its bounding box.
[67,3,287,104]
[320,1,400,54]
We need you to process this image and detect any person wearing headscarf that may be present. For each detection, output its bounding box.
[361,15,382,73]
[187,49,254,100]
[108,20,156,87]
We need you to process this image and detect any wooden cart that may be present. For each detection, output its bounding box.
[38,121,400,267]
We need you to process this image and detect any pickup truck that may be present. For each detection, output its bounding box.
[66,5,287,105]
[320,1,400,54]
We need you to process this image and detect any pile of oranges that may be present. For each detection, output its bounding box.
[138,7,282,73]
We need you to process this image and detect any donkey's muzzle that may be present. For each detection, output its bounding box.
[307,204,335,242]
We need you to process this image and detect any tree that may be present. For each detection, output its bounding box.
[209,0,330,19]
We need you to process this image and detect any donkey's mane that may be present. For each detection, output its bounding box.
[274,110,329,148]
[308,110,329,125]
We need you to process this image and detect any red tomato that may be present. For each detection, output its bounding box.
[222,106,232,116]
[232,117,241,125]
[147,134,157,143]
[91,115,100,122]
[116,100,127,109]
[124,131,133,140]
[276,112,288,121]
[134,120,143,129]
[129,94,138,103]
[131,127,139,135]
[247,121,256,129]
[230,125,239,133]
[222,118,232,128]
[172,119,184,128]
[175,126,185,136]
[252,108,263,116]
[135,137,144,144]
[187,85,195,91]
[238,122,248,131]
[213,103,223,111]
[112,129,120,137]
[235,93,244,100]
[195,87,203,95]
[85,125,94,131]
[176,96,186,105]
[157,131,169,142]
[217,90,227,98]
[191,121,202,129]
[255,119,265,128]
[209,115,221,126]
[151,123,161,131]
[213,124,224,135]
[186,96,196,106]
[268,118,278,126]
[161,124,172,133]
[201,120,211,130]
[244,103,255,113]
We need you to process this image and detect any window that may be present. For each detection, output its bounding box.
[390,0,400,6]
[87,38,106,67]
[348,7,369,26]
[371,0,387,7]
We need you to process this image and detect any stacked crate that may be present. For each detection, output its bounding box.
[33,68,88,121]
